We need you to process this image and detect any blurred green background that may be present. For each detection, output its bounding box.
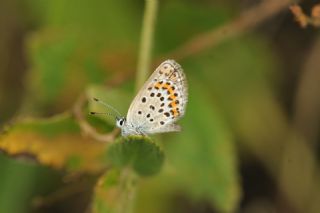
[1,0,320,212]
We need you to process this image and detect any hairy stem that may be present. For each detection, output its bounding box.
[117,168,138,213]
[118,1,159,212]
[135,0,158,92]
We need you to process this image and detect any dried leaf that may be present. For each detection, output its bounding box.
[0,113,108,173]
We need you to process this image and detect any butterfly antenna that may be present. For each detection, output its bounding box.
[90,111,116,119]
[92,98,122,117]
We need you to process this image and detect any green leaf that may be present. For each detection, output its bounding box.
[107,136,164,176]
[166,79,240,212]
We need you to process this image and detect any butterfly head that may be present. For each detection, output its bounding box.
[116,117,126,128]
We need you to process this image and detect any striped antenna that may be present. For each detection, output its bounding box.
[91,97,122,118]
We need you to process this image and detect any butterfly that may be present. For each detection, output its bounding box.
[91,59,188,136]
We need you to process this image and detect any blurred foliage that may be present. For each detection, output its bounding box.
[91,169,122,213]
[154,1,229,54]
[0,154,61,213]
[1,0,319,213]
[24,0,140,113]
[165,80,240,212]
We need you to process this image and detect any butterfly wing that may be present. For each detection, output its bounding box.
[126,59,188,135]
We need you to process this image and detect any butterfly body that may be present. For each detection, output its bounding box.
[94,60,188,136]
[116,117,146,136]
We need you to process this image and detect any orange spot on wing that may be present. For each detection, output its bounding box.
[170,101,177,108]
[169,94,176,100]
[154,82,162,89]
[167,87,175,95]
[171,109,179,117]
[163,85,169,89]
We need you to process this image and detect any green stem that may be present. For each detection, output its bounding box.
[135,0,159,92]
[117,168,138,213]
[118,1,159,213]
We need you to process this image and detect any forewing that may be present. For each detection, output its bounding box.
[126,59,188,134]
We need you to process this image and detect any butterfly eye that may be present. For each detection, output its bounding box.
[119,119,124,126]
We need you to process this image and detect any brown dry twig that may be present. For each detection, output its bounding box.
[158,0,296,62]
[290,4,320,28]
[290,4,309,27]
[311,4,320,26]
[73,93,119,143]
